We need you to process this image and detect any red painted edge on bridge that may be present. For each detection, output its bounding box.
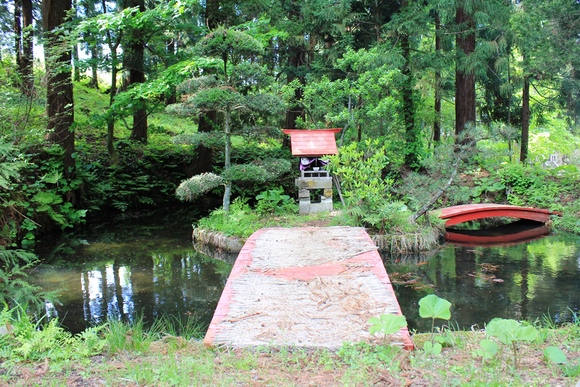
[439,204,561,226]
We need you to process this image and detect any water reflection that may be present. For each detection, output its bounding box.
[384,233,580,332]
[30,213,232,334]
[445,220,550,246]
[30,213,580,335]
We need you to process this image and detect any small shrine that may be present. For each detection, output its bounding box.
[282,128,341,214]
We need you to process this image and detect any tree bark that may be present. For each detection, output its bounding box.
[520,76,530,163]
[223,110,232,212]
[433,11,441,143]
[400,15,419,169]
[43,0,75,178]
[15,0,34,94]
[124,0,148,143]
[192,0,220,172]
[455,4,476,140]
[103,0,120,165]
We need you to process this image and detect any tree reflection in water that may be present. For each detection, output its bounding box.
[384,231,580,333]
[31,213,232,334]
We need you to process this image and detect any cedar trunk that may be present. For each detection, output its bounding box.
[125,0,148,143]
[401,27,418,169]
[43,0,75,177]
[520,77,530,163]
[455,5,476,140]
[15,0,34,94]
[433,12,441,143]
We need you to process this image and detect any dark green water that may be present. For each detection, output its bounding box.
[30,211,232,334]
[383,231,580,332]
[30,215,580,334]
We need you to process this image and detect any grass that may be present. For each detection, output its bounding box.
[1,321,579,386]
[196,199,344,239]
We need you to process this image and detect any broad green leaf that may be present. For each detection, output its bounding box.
[423,341,442,355]
[368,314,407,336]
[42,170,63,184]
[418,294,452,320]
[544,346,568,364]
[516,325,539,342]
[477,339,499,359]
[486,318,538,345]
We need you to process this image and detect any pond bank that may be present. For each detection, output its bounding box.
[192,222,444,256]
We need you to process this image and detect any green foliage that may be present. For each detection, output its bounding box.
[329,139,400,233]
[419,294,452,322]
[0,143,88,247]
[337,341,402,368]
[0,249,49,310]
[171,132,225,148]
[475,338,499,362]
[554,199,580,234]
[368,314,407,345]
[196,197,260,239]
[0,305,106,364]
[196,27,264,65]
[176,173,224,202]
[418,294,452,354]
[422,340,442,356]
[544,346,567,364]
[496,163,559,208]
[484,318,539,368]
[486,318,539,345]
[155,314,205,341]
[221,158,292,184]
[105,316,153,354]
[255,187,296,216]
[0,143,25,189]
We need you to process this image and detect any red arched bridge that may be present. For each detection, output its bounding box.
[439,204,561,227]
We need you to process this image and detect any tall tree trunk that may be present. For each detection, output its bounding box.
[520,76,530,163]
[90,43,99,89]
[433,11,441,143]
[14,0,22,74]
[284,45,306,131]
[124,0,147,143]
[223,110,232,212]
[283,1,307,149]
[455,4,476,141]
[72,42,81,82]
[401,21,419,169]
[43,0,75,178]
[205,0,220,30]
[191,0,220,172]
[22,0,34,93]
[104,0,120,165]
[15,0,34,94]
[72,0,80,82]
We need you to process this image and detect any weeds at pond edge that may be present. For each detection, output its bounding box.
[0,301,579,386]
[368,294,580,385]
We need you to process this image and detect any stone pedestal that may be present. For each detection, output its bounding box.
[296,172,334,214]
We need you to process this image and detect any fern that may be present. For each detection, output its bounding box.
[0,142,24,189]
[0,248,47,310]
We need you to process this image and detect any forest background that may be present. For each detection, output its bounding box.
[2,0,580,307]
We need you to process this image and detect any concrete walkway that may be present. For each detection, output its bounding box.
[204,227,413,350]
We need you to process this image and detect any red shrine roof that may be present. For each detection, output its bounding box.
[282,128,341,157]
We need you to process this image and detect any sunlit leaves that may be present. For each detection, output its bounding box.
[418,294,452,321]
[368,314,407,337]
[544,346,568,364]
[486,318,538,346]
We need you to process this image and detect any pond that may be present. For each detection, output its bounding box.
[30,214,580,334]
[383,229,580,332]
[30,210,232,334]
